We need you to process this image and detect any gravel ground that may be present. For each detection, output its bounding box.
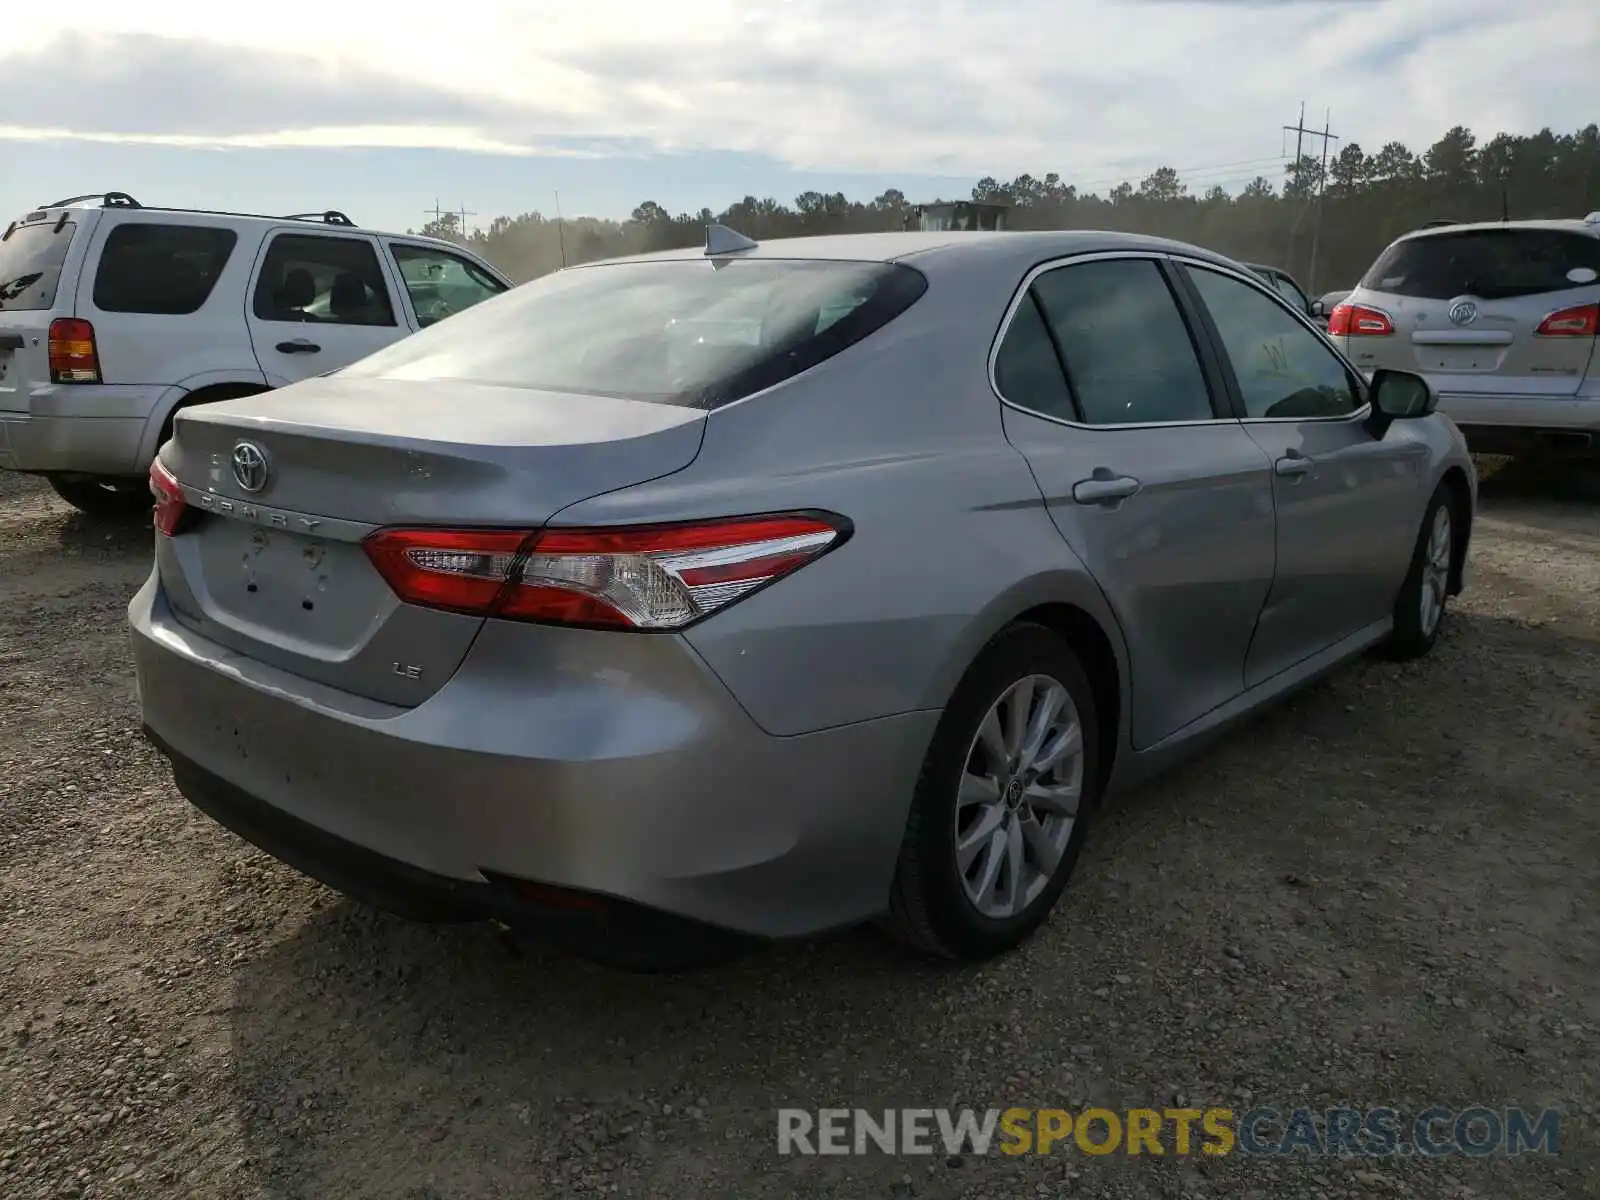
[1,463,1597,1200]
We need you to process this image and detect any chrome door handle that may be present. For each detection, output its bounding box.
[1072,475,1141,505]
[1274,454,1312,478]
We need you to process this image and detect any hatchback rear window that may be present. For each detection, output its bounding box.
[1361,229,1600,300]
[337,258,929,408]
[92,223,238,315]
[0,219,78,311]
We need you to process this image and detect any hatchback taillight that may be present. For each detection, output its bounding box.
[1534,302,1599,337]
[363,513,849,630]
[149,458,189,536]
[1327,303,1395,337]
[48,317,101,383]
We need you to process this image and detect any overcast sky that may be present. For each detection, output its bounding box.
[1,0,1594,231]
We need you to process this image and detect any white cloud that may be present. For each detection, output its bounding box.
[0,0,1593,188]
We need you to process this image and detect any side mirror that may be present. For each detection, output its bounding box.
[1367,368,1437,437]
[1310,298,1325,318]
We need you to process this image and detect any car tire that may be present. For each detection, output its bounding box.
[1379,483,1456,662]
[48,477,150,518]
[882,622,1101,961]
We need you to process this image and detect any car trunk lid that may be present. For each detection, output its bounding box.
[155,376,707,705]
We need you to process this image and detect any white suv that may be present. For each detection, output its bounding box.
[0,192,512,513]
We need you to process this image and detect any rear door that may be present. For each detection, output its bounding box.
[1178,260,1423,686]
[0,211,91,416]
[993,252,1277,750]
[245,229,409,386]
[1343,226,1600,399]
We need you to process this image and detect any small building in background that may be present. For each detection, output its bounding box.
[907,201,1010,232]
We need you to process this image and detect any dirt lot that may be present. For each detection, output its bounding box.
[1,464,1597,1200]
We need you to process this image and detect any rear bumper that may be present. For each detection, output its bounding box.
[129,574,934,939]
[0,383,171,475]
[1437,392,1600,443]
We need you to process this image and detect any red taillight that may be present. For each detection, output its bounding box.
[1534,302,1599,337]
[363,513,848,630]
[47,317,101,383]
[149,458,188,536]
[1327,303,1394,337]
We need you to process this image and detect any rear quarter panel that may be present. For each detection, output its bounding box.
[548,256,1132,738]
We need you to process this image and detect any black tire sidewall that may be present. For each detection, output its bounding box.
[1387,485,1453,658]
[49,478,149,517]
[907,623,1101,959]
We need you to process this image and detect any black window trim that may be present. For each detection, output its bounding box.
[249,227,398,327]
[986,249,1233,431]
[1167,255,1372,426]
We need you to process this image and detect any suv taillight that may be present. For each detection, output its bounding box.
[149,458,189,536]
[1327,303,1395,337]
[1534,303,1598,337]
[47,317,101,384]
[363,513,849,630]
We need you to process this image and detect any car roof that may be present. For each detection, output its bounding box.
[10,195,468,254]
[1396,217,1600,241]
[577,229,1251,274]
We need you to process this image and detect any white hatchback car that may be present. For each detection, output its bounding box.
[0,192,512,513]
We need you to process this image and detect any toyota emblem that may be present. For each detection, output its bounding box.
[1447,299,1478,326]
[230,441,271,494]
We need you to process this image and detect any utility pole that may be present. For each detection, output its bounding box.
[1307,110,1339,294]
[456,204,477,242]
[1283,104,1339,290]
[554,190,567,268]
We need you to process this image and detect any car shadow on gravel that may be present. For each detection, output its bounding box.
[52,508,153,557]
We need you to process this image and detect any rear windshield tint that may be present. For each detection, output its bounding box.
[93,223,238,315]
[1361,229,1600,301]
[0,219,78,311]
[337,257,929,408]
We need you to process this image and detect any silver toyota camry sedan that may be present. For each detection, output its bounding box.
[130,228,1476,970]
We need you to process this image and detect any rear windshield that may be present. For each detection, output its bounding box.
[93,223,238,315]
[1361,229,1600,301]
[337,257,929,408]
[0,219,78,311]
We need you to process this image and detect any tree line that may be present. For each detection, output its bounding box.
[417,124,1600,295]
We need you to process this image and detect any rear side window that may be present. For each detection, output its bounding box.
[337,258,928,408]
[0,219,78,311]
[1029,259,1215,426]
[92,224,238,315]
[1361,229,1600,300]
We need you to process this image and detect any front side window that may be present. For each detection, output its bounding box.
[389,243,507,328]
[0,219,77,311]
[1188,266,1360,419]
[1028,258,1216,426]
[92,223,237,315]
[252,234,396,327]
[337,258,927,408]
[1273,274,1310,312]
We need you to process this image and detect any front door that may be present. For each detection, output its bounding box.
[994,254,1277,750]
[1179,262,1425,687]
[245,229,407,386]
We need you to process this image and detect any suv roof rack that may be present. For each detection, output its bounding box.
[44,191,143,210]
[284,210,357,227]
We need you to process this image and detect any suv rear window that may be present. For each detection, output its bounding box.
[1361,228,1600,300]
[337,258,929,408]
[93,224,238,315]
[0,219,78,311]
